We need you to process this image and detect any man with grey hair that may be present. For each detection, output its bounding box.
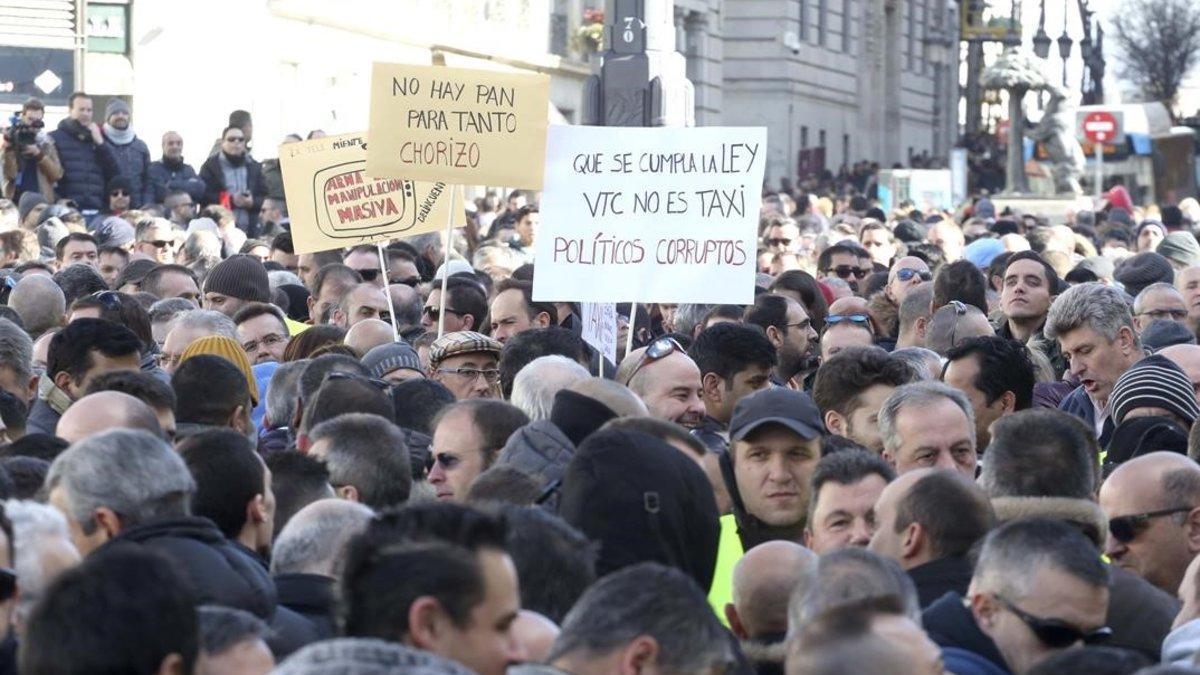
[8,274,64,340]
[159,308,237,374]
[889,347,941,381]
[271,499,373,639]
[923,518,1110,675]
[388,282,424,328]
[924,300,994,356]
[260,359,307,454]
[520,563,732,675]
[307,413,412,510]
[6,499,81,635]
[195,605,274,675]
[0,318,34,404]
[1132,282,1188,333]
[878,381,976,478]
[46,428,318,654]
[673,303,714,340]
[511,355,591,421]
[895,282,934,349]
[148,297,197,348]
[790,547,922,631]
[1045,282,1144,446]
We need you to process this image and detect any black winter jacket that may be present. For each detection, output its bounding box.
[104,132,153,206]
[49,118,118,211]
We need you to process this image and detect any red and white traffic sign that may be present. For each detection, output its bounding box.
[1082,111,1119,144]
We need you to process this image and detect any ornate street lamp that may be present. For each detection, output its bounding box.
[1032,0,1052,58]
[1057,31,1072,86]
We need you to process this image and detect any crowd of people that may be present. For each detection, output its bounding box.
[4,89,1200,675]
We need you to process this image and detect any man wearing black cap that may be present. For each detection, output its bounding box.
[202,254,271,319]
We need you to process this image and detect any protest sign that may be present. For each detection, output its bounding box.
[532,125,767,305]
[365,62,551,188]
[580,302,618,367]
[280,132,464,254]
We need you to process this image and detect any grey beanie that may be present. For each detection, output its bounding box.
[104,97,131,119]
[1115,252,1174,297]
[1074,256,1115,281]
[1142,319,1197,352]
[363,341,424,378]
[94,216,135,248]
[36,217,70,259]
[273,638,474,675]
[1157,232,1200,268]
[17,191,47,224]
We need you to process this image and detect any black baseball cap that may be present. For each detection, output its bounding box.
[729,388,824,442]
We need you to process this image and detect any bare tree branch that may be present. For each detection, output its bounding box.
[1111,0,1200,111]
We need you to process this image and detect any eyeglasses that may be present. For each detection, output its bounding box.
[324,371,393,390]
[825,314,871,327]
[622,337,683,386]
[1138,308,1188,321]
[241,333,288,353]
[994,595,1112,648]
[1108,505,1194,543]
[390,276,422,287]
[436,367,500,383]
[765,237,793,247]
[157,353,183,369]
[829,265,870,280]
[422,306,463,322]
[142,239,173,250]
[355,268,381,282]
[91,290,122,311]
[895,268,933,282]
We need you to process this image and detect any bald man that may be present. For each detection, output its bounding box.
[616,342,703,428]
[885,257,932,305]
[1160,344,1200,404]
[1100,452,1200,593]
[511,610,560,663]
[55,391,162,444]
[567,378,648,418]
[332,283,390,330]
[344,319,395,357]
[725,541,817,644]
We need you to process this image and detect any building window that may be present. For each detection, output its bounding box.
[817,0,826,47]
[799,0,808,41]
[550,0,569,56]
[819,129,827,148]
[842,0,853,53]
[801,126,809,149]
[842,133,850,165]
[906,0,915,70]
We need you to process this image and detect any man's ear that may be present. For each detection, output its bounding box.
[901,522,923,561]
[461,314,475,331]
[1185,507,1200,555]
[337,484,360,503]
[406,596,447,653]
[701,372,724,404]
[155,653,186,675]
[246,494,267,525]
[228,405,247,432]
[969,591,1000,636]
[23,375,37,405]
[998,390,1017,414]
[913,316,928,341]
[52,371,75,396]
[93,506,122,541]
[765,324,784,348]
[824,410,847,437]
[724,604,748,641]
[534,311,552,329]
[619,636,660,675]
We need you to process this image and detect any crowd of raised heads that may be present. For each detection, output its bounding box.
[7,95,1200,674]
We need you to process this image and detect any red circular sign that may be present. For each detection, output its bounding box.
[1082,111,1119,144]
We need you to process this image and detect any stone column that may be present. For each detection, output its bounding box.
[1006,86,1028,193]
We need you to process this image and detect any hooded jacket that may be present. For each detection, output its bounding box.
[273,638,474,675]
[559,428,720,590]
[110,516,317,656]
[48,118,118,211]
[549,389,616,446]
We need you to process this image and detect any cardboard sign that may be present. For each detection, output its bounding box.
[580,302,618,366]
[365,62,550,188]
[281,132,463,254]
[532,125,767,304]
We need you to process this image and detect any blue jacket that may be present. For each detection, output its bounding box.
[1058,385,1114,447]
[104,132,154,206]
[147,158,206,203]
[49,118,118,211]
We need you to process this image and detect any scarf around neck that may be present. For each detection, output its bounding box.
[103,123,135,145]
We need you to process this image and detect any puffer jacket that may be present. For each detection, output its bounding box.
[147,158,206,203]
[49,118,118,211]
[104,132,153,206]
[495,419,575,491]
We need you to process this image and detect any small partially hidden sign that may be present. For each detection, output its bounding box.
[365,62,550,188]
[581,302,618,366]
[281,132,463,254]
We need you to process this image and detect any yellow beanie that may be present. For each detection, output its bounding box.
[179,335,259,406]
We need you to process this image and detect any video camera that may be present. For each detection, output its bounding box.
[5,114,43,148]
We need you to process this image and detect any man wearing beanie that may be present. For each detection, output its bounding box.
[87,175,133,230]
[1157,232,1200,271]
[1116,252,1175,297]
[1109,354,1200,433]
[203,254,271,318]
[362,341,425,382]
[100,98,152,207]
[49,91,119,212]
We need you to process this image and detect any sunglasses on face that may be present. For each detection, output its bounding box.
[895,267,933,282]
[91,290,122,311]
[422,306,463,322]
[143,239,172,250]
[356,268,382,282]
[390,276,421,287]
[1108,505,1193,543]
[825,314,871,327]
[994,595,1111,648]
[622,337,683,386]
[110,190,128,197]
[765,237,793,247]
[829,265,870,280]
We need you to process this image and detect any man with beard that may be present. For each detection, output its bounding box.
[812,346,917,454]
[100,99,152,207]
[49,92,119,212]
[617,337,705,429]
[149,131,206,204]
[743,293,818,388]
[996,251,1065,376]
[199,125,267,237]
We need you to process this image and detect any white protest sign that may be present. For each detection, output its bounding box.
[580,302,618,366]
[532,125,767,304]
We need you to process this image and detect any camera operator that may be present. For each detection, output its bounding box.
[2,98,63,202]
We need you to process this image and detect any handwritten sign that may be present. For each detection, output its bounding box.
[365,63,550,188]
[280,132,464,254]
[580,302,618,366]
[532,126,767,304]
